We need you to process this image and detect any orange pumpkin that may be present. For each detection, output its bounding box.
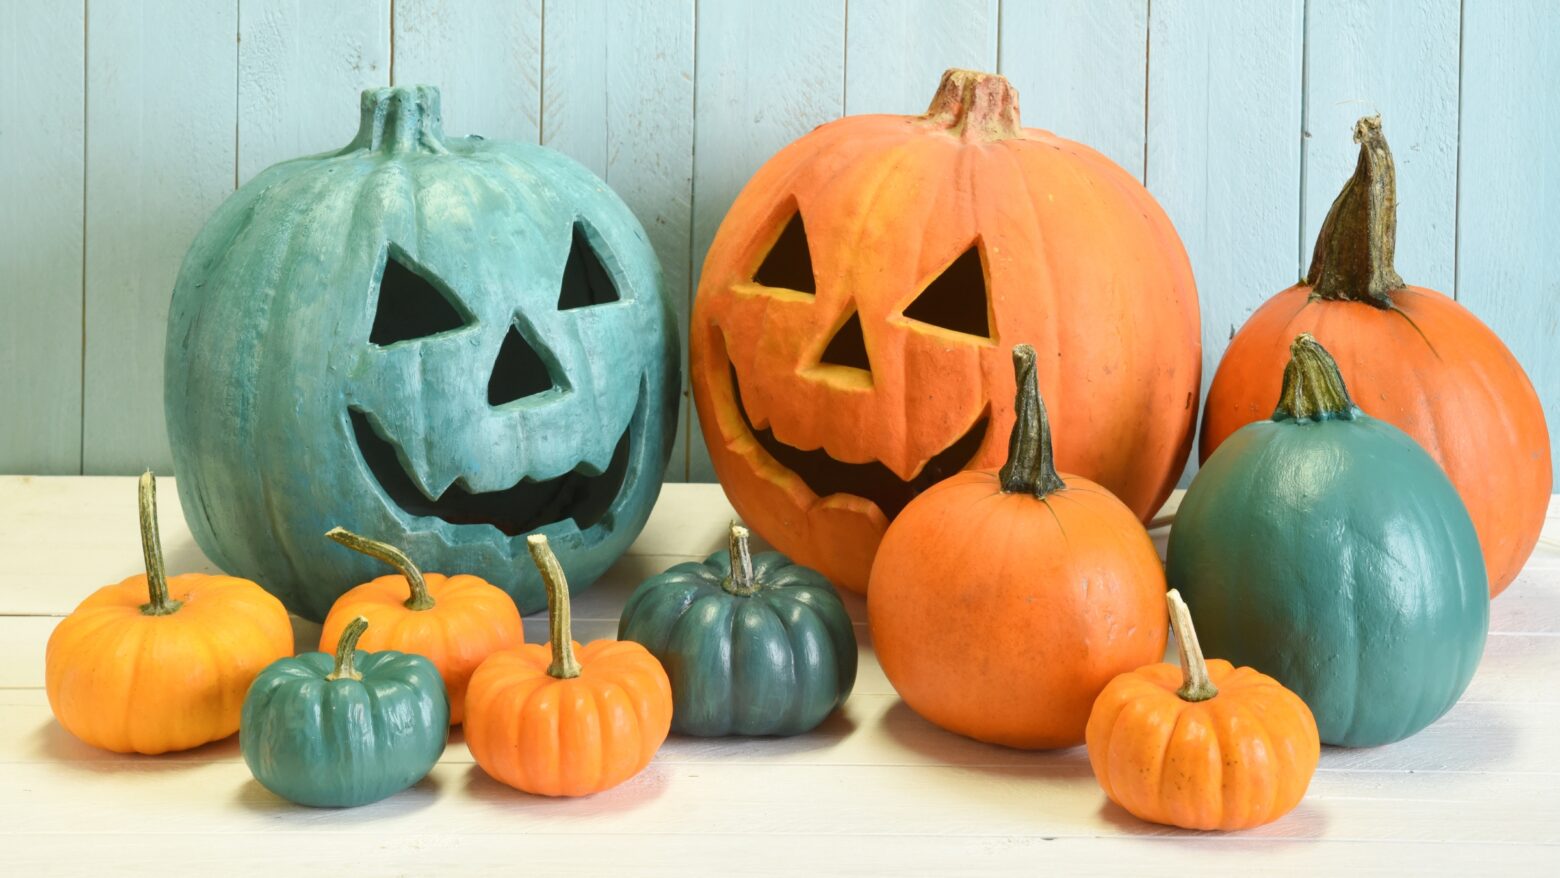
[45,472,293,754]
[1086,590,1320,831]
[691,68,1200,594]
[465,535,672,796]
[1202,116,1550,597]
[319,528,524,724]
[867,345,1168,748]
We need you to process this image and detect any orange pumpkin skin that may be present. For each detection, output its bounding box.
[691,69,1199,594]
[464,640,672,796]
[46,573,293,754]
[1203,286,1549,597]
[1086,658,1320,831]
[319,573,522,724]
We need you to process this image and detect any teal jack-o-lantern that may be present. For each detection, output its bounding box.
[240,617,449,807]
[165,86,679,620]
[619,525,857,736]
[1167,334,1488,747]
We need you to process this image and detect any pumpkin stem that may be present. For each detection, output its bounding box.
[327,616,371,682]
[921,68,1023,142]
[528,535,582,679]
[1273,333,1359,423]
[345,85,449,156]
[722,523,760,596]
[1306,115,1405,308]
[326,527,435,611]
[1167,590,1218,702]
[136,471,183,617]
[999,344,1067,498]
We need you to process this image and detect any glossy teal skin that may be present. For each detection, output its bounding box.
[1167,408,1488,748]
[165,86,679,621]
[240,650,449,807]
[619,550,857,737]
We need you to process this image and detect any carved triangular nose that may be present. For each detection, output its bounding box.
[488,323,558,405]
[818,309,872,376]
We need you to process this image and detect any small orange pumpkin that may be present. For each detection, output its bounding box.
[1086,590,1320,831]
[319,528,523,724]
[45,472,293,754]
[867,345,1168,748]
[465,534,672,796]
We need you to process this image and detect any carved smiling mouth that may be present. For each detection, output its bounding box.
[348,393,638,537]
[730,366,989,519]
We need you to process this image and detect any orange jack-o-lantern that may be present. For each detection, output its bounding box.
[690,69,1201,592]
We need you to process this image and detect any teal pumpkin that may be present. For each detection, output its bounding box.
[1167,334,1488,747]
[619,525,857,736]
[241,617,449,807]
[165,85,679,621]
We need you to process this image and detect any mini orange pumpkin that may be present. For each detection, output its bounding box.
[319,528,524,724]
[691,67,1200,594]
[867,345,1168,748]
[1201,116,1550,597]
[45,472,293,754]
[1086,590,1320,831]
[465,534,672,796]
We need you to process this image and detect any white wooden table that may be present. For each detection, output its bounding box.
[3,477,1557,875]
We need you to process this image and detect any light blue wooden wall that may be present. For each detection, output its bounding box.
[2,0,1556,483]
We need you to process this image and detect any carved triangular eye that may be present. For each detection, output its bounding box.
[819,309,872,373]
[902,243,992,340]
[557,222,621,310]
[370,249,470,346]
[488,324,558,405]
[752,206,817,294]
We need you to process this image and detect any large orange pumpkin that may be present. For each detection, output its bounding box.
[1201,116,1550,597]
[691,68,1200,593]
[867,346,1169,748]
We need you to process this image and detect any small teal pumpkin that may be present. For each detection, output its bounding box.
[165,85,679,621]
[1168,334,1488,747]
[618,525,857,736]
[240,617,449,807]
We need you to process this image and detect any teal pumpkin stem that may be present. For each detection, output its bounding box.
[1274,334,1359,423]
[136,471,183,617]
[998,344,1066,498]
[722,524,760,596]
[528,535,582,679]
[327,616,371,682]
[326,527,435,611]
[1167,590,1218,702]
[1306,115,1405,309]
[345,85,449,156]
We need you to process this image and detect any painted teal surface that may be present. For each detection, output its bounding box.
[619,548,857,737]
[1166,407,1489,748]
[164,86,680,621]
[3,0,1558,483]
[240,649,449,808]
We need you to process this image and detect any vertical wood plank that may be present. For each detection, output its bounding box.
[1458,0,1560,480]
[844,0,998,115]
[1146,0,1305,467]
[83,0,239,474]
[0,1,85,474]
[543,0,697,481]
[999,0,1149,179]
[237,0,391,183]
[689,0,847,481]
[392,0,542,142]
[1303,0,1459,292]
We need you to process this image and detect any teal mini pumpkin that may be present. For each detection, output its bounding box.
[619,525,857,736]
[240,617,449,807]
[1167,334,1488,747]
[165,85,679,621]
